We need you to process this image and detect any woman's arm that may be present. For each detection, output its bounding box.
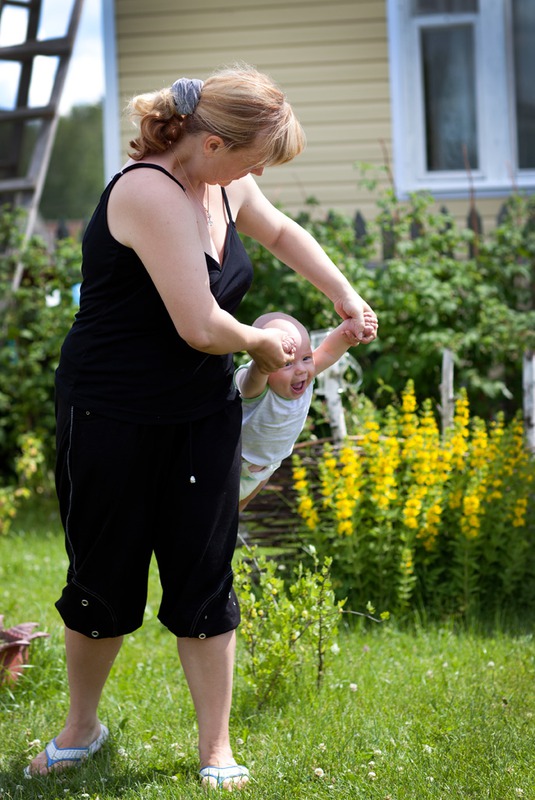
[233,176,378,341]
[106,168,295,372]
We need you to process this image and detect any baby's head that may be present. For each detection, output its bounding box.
[253,312,309,344]
[253,312,314,400]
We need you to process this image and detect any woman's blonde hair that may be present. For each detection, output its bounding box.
[127,63,305,166]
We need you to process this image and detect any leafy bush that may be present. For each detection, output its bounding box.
[1,183,534,483]
[0,206,81,479]
[234,549,346,708]
[239,187,535,421]
[291,382,535,621]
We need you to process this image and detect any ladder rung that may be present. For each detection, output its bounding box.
[0,37,71,60]
[0,177,36,193]
[1,1,37,7]
[0,105,55,121]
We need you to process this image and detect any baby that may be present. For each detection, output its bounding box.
[235,310,374,511]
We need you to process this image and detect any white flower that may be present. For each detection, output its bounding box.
[236,738,244,746]
[318,743,327,751]
[349,683,358,692]
[314,768,325,778]
[487,660,496,668]
[515,789,524,797]
[367,771,377,780]
[330,643,341,655]
[423,744,433,754]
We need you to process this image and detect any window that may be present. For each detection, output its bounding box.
[513,0,535,169]
[387,0,535,197]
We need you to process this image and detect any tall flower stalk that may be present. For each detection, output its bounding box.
[292,383,535,618]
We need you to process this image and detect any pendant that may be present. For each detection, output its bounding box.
[206,211,213,227]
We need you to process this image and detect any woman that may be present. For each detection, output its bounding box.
[25,64,377,790]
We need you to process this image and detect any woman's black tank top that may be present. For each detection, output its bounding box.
[55,163,254,423]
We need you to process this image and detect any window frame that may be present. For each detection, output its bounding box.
[387,0,535,198]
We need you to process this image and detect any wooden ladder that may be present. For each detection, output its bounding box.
[0,0,85,289]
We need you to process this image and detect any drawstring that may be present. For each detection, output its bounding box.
[188,422,196,485]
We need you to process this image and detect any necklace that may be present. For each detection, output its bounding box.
[173,150,213,227]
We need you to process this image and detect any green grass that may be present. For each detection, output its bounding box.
[1,504,534,799]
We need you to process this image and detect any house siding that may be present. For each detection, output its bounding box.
[113,0,501,232]
[114,0,388,218]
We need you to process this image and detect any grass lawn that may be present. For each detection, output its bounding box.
[1,503,534,799]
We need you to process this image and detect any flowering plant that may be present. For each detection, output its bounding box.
[292,382,535,618]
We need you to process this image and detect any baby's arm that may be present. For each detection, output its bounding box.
[235,359,271,399]
[313,312,375,377]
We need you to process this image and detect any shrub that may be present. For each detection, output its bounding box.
[238,187,535,421]
[0,432,47,535]
[1,185,534,483]
[0,206,81,479]
[292,382,535,621]
[234,549,346,708]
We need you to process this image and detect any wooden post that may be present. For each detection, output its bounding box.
[440,348,455,435]
[311,329,363,443]
[321,363,348,443]
[523,351,535,451]
[354,210,367,243]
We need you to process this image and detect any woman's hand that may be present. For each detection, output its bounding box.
[247,328,296,374]
[334,293,378,343]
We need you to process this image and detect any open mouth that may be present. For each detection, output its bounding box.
[291,381,305,394]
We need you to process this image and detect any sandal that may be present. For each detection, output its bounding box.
[199,764,250,790]
[24,723,109,777]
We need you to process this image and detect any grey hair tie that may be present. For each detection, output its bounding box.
[171,77,204,115]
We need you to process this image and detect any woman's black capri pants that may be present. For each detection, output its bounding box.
[54,395,242,640]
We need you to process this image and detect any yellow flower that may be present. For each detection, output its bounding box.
[299,495,314,513]
[293,466,307,482]
[337,519,353,536]
[305,510,319,529]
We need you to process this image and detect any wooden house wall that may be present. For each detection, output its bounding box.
[113,0,502,233]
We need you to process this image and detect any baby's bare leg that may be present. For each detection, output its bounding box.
[239,478,269,512]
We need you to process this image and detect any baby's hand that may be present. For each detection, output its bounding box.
[341,312,377,345]
[339,316,365,345]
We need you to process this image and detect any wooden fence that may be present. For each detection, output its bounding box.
[238,438,326,556]
[352,200,510,261]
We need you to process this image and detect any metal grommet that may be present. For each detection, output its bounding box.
[91,631,99,638]
[85,410,90,415]
[198,633,206,640]
[81,599,89,607]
